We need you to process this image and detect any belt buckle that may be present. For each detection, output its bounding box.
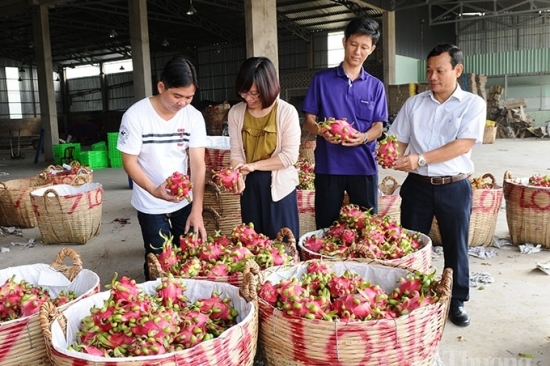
[430,177,441,185]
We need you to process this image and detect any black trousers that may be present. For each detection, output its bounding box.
[399,175,472,307]
[314,173,378,229]
[137,204,193,281]
[240,170,299,241]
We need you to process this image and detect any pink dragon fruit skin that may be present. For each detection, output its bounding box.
[318,117,357,143]
[212,167,241,190]
[376,135,399,169]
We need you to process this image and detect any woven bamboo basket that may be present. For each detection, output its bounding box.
[147,227,299,287]
[30,183,103,244]
[244,259,452,366]
[297,189,316,237]
[36,164,94,186]
[378,176,402,223]
[203,102,231,136]
[503,170,550,248]
[0,178,51,228]
[429,173,504,247]
[202,181,242,236]
[298,229,433,273]
[0,248,100,366]
[298,136,316,163]
[40,278,258,366]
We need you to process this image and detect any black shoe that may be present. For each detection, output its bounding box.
[449,306,470,327]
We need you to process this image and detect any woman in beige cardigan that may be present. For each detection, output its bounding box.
[228,57,300,240]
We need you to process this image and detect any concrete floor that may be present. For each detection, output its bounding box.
[0,138,549,365]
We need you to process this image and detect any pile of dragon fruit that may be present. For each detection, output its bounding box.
[0,275,77,321]
[528,174,550,187]
[470,175,495,189]
[302,204,423,259]
[259,260,438,321]
[69,273,239,357]
[155,223,295,278]
[295,158,314,190]
[165,171,193,202]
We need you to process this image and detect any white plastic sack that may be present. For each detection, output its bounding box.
[0,263,99,305]
[263,261,410,294]
[206,136,230,150]
[30,182,102,197]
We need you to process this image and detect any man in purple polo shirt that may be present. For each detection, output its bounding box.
[302,16,388,229]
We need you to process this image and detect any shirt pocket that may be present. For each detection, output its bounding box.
[356,99,375,122]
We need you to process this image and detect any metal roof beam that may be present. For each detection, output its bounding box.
[277,12,311,42]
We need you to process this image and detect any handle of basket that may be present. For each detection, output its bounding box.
[0,182,6,191]
[275,227,298,260]
[205,180,224,215]
[379,176,399,195]
[202,206,222,231]
[481,173,496,188]
[39,301,66,361]
[240,259,261,303]
[342,244,376,259]
[70,160,81,169]
[503,170,513,182]
[434,267,453,300]
[147,252,164,281]
[71,174,88,186]
[50,247,83,281]
[300,131,313,144]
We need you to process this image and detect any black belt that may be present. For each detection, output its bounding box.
[409,173,468,185]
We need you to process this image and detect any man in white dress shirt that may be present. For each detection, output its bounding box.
[389,43,486,327]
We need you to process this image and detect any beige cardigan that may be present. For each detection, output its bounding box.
[228,99,300,202]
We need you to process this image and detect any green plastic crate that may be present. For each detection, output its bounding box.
[91,141,107,151]
[109,154,123,168]
[53,143,81,165]
[79,151,108,170]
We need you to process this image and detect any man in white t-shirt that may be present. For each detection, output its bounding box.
[117,56,207,280]
[389,43,486,327]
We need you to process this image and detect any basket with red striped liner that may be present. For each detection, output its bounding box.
[40,278,258,366]
[0,248,100,366]
[244,259,452,366]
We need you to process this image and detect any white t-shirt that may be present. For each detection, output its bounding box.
[389,84,486,176]
[117,97,207,214]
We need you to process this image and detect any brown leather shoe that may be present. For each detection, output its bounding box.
[449,306,470,327]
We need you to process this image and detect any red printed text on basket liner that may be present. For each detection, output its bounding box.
[287,310,440,364]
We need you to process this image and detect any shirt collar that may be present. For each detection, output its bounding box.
[426,83,466,103]
[336,63,366,81]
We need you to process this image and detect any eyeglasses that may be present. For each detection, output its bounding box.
[239,91,260,99]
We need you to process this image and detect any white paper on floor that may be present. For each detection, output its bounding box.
[470,271,495,287]
[519,243,542,254]
[468,246,498,259]
[536,260,550,275]
[492,236,513,248]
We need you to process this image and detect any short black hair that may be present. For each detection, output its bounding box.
[160,56,199,89]
[234,57,280,109]
[427,43,463,69]
[344,16,381,45]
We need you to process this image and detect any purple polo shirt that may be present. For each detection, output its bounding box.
[302,64,388,175]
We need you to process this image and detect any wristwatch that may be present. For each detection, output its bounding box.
[418,154,427,167]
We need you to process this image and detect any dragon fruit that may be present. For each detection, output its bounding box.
[259,263,440,322]
[318,117,357,143]
[71,275,241,357]
[165,171,193,202]
[528,174,550,187]
[212,167,241,190]
[376,134,399,169]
